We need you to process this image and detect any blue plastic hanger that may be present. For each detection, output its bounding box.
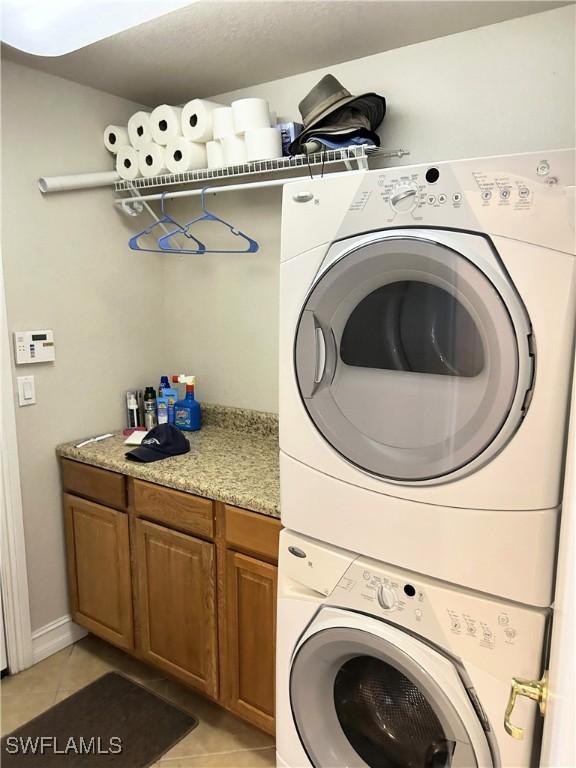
[129,193,205,254]
[158,188,259,254]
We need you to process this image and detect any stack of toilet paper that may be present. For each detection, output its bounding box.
[105,97,283,181]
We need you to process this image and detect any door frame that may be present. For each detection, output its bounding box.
[0,253,33,673]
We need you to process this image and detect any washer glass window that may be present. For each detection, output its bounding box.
[334,655,454,767]
[290,625,489,768]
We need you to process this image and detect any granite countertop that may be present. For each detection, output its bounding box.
[56,404,280,518]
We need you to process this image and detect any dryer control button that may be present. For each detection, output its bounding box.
[377,585,397,610]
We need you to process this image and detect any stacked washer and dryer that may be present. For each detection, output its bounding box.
[276,150,575,767]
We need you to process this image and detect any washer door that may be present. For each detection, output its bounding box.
[294,232,532,482]
[290,610,495,768]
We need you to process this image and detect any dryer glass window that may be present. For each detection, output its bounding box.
[334,655,454,768]
[340,281,484,377]
[294,235,531,482]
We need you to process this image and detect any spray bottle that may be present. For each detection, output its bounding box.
[174,376,201,431]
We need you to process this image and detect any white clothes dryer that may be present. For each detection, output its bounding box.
[279,149,576,606]
[276,529,550,768]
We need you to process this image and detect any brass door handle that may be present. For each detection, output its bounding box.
[504,671,548,740]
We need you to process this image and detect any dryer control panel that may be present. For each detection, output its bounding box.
[282,148,574,260]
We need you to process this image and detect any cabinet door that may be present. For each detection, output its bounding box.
[135,519,218,698]
[226,551,277,734]
[64,494,133,650]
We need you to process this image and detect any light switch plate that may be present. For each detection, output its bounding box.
[17,375,36,406]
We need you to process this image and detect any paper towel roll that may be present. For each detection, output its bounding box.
[245,127,283,161]
[104,125,129,153]
[181,99,223,142]
[128,111,152,148]
[150,105,183,145]
[232,98,271,134]
[223,135,247,166]
[138,142,169,177]
[206,140,225,169]
[165,137,208,173]
[212,107,235,140]
[116,146,141,180]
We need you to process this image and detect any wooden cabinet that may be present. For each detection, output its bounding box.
[225,551,277,734]
[63,493,133,650]
[61,460,280,734]
[134,518,218,698]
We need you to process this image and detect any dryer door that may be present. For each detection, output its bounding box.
[290,610,496,768]
[294,232,532,482]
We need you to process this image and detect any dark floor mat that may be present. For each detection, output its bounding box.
[1,671,198,767]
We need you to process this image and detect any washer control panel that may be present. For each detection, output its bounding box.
[332,553,549,669]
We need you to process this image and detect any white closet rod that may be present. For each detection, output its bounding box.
[38,171,119,193]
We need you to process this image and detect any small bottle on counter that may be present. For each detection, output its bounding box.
[127,392,140,428]
[159,375,170,396]
[174,376,201,432]
[143,387,158,430]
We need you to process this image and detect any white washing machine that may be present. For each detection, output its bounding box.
[279,149,576,607]
[276,529,550,768]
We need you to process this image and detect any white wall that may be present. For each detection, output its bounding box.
[164,5,575,413]
[1,61,167,632]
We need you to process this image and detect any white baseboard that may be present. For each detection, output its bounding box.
[31,615,87,665]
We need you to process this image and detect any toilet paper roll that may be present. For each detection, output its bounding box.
[165,137,208,173]
[212,107,235,140]
[104,125,129,153]
[181,99,223,142]
[206,140,225,169]
[231,98,271,134]
[150,105,183,145]
[138,142,169,177]
[128,111,152,148]
[116,146,141,180]
[223,135,248,166]
[245,127,283,161]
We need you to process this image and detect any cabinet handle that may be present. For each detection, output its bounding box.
[504,671,548,740]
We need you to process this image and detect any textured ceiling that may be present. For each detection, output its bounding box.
[2,1,569,105]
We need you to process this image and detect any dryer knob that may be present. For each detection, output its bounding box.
[390,185,418,213]
[377,585,397,610]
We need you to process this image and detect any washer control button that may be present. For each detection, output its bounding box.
[377,585,397,610]
[427,194,436,205]
[481,190,492,201]
[438,194,447,204]
[500,188,511,200]
[452,192,462,203]
[519,186,530,198]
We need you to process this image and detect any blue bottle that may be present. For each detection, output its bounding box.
[174,376,201,431]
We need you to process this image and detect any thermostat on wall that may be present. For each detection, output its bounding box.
[13,330,55,364]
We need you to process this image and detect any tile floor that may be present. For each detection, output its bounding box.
[1,635,275,767]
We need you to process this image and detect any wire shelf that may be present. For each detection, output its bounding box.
[114,146,408,193]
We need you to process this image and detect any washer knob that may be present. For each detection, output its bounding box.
[377,585,397,610]
[390,185,418,213]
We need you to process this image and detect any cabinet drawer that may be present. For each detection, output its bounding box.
[133,480,214,538]
[61,459,127,510]
[225,504,281,563]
